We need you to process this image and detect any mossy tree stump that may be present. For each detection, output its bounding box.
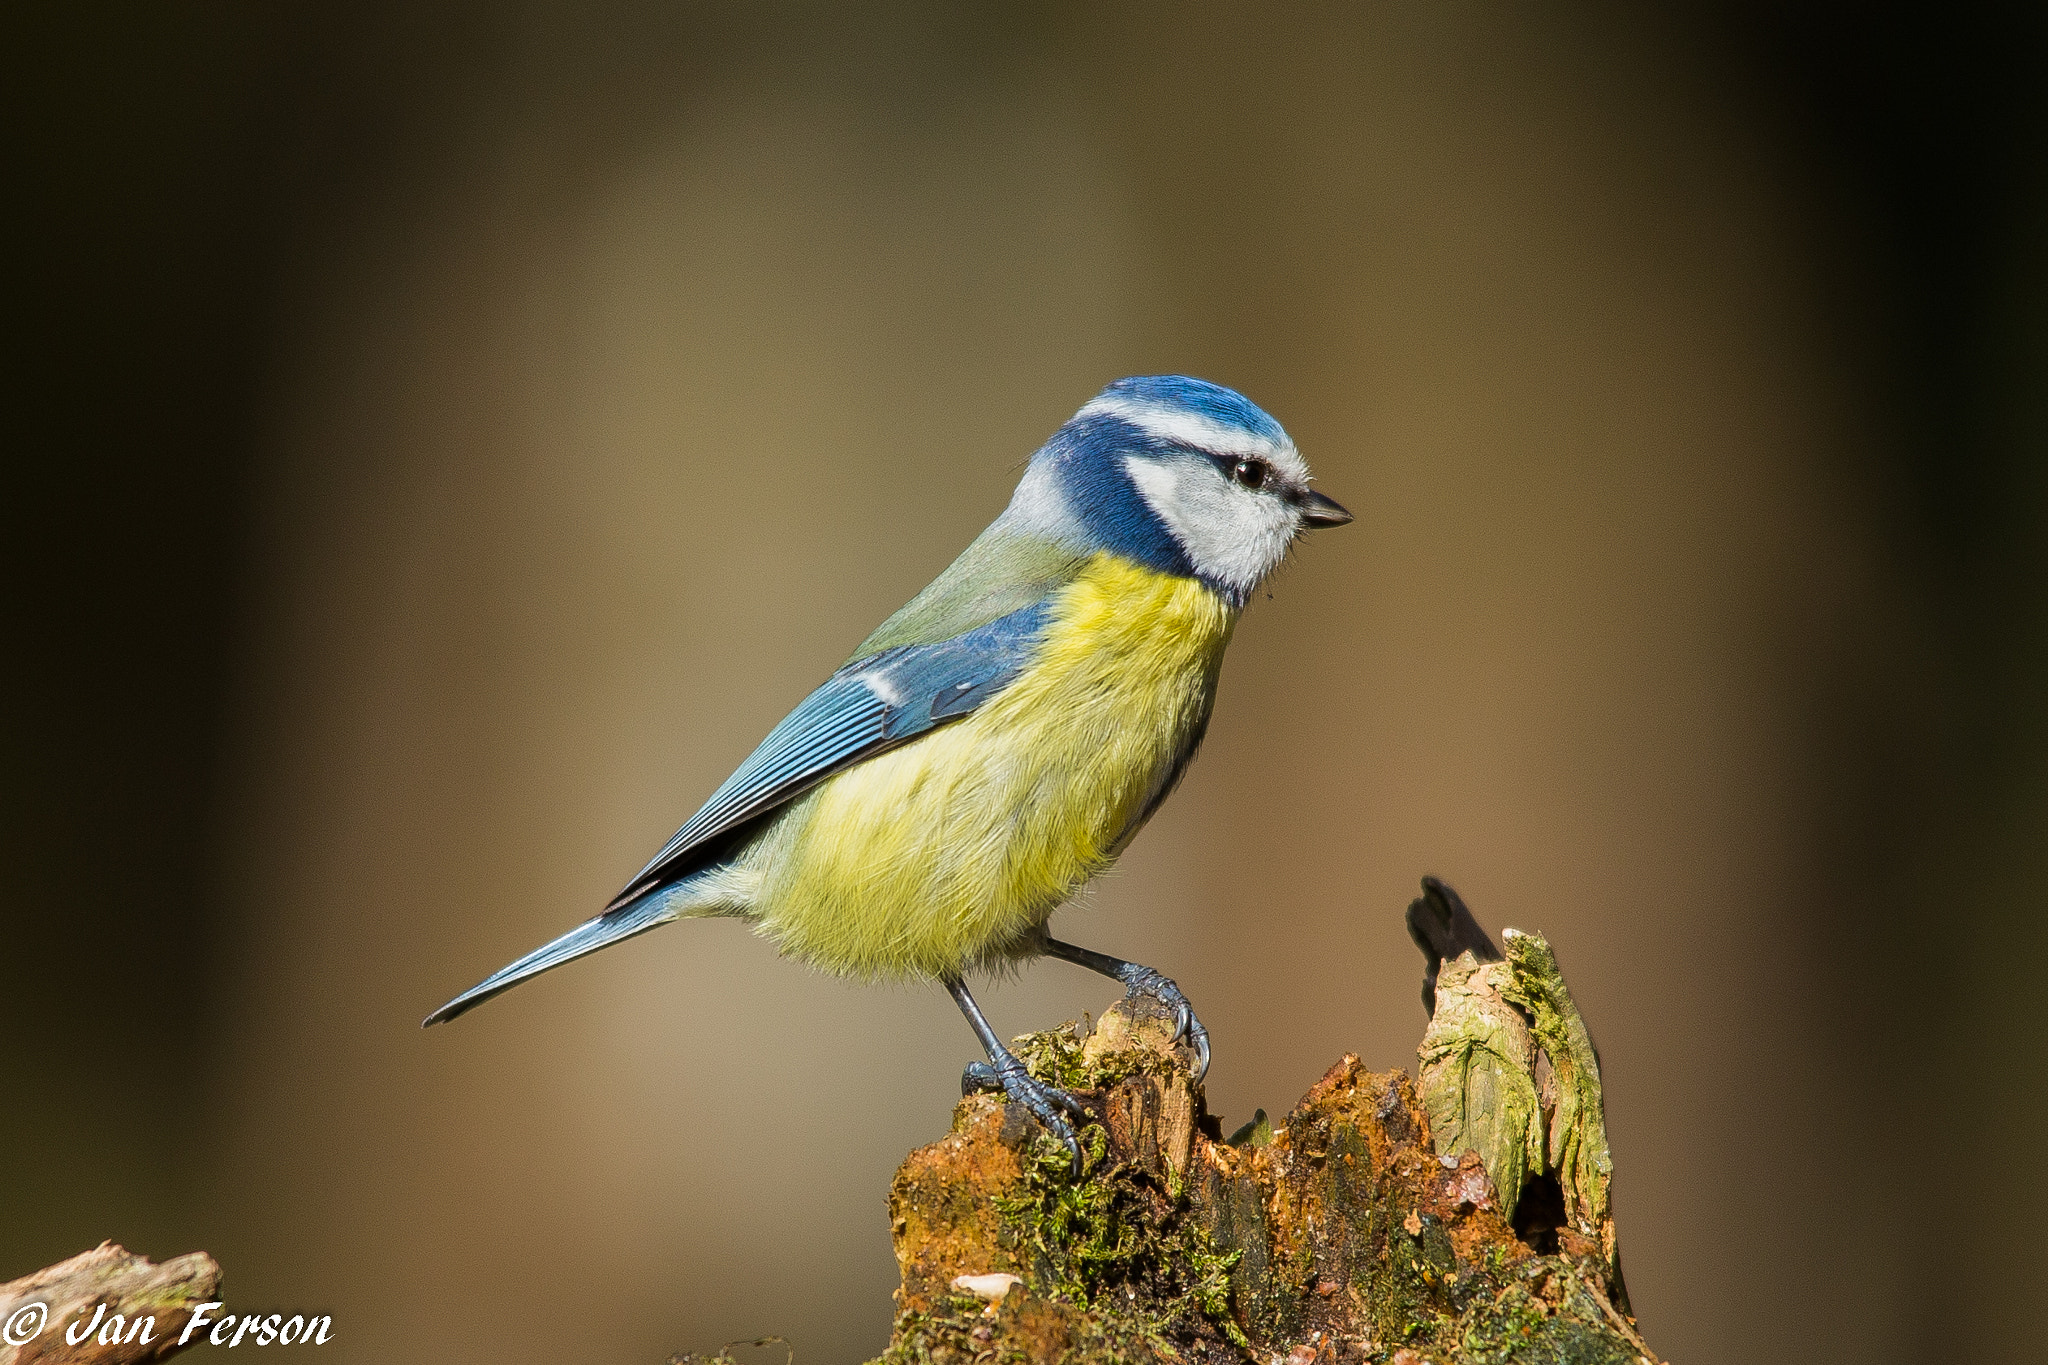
[871,892,1658,1364]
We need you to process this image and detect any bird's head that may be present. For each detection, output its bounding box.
[1001,376,1352,604]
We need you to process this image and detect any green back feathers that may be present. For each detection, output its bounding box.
[850,527,1088,662]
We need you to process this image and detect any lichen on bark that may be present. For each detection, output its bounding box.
[1496,930,1620,1284]
[1415,953,1545,1219]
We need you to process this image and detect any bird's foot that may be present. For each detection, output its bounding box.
[961,1058,1089,1176]
[1114,965,1212,1084]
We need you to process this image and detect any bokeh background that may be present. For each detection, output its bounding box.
[7,3,2046,1361]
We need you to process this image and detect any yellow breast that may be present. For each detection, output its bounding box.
[737,553,1238,981]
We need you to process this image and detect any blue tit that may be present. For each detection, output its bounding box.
[426,375,1352,1168]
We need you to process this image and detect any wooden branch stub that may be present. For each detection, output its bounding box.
[1496,929,1621,1288]
[0,1244,221,1365]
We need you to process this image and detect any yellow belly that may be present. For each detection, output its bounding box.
[735,553,1237,981]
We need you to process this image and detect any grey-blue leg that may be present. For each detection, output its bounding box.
[948,977,1087,1175]
[1041,937,1211,1083]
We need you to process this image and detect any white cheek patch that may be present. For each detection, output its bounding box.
[1123,455,1299,596]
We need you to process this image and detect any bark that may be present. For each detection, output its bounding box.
[868,892,1657,1364]
[0,1244,221,1365]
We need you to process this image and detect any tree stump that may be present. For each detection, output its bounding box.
[870,885,1658,1364]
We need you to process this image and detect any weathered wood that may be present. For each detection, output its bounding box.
[1497,929,1623,1300]
[0,1244,221,1365]
[1416,952,1544,1219]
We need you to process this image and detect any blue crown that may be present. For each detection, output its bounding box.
[1095,375,1289,446]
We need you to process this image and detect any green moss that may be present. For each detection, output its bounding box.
[1446,1271,1638,1365]
[1013,1020,1186,1092]
[991,1107,1245,1352]
[961,1021,1253,1356]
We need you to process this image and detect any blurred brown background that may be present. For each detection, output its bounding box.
[6,3,2045,1361]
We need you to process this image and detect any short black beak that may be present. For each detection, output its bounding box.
[1297,488,1354,528]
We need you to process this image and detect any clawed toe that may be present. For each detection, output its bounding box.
[1185,1020,1211,1084]
[1036,941,1215,1087]
[1119,967,1212,1085]
[979,1060,1087,1175]
[945,977,1089,1175]
[961,1060,1002,1096]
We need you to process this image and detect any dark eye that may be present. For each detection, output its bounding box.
[1231,459,1270,490]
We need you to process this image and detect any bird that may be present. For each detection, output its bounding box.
[424,375,1352,1169]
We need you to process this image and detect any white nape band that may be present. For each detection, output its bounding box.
[998,455,1080,542]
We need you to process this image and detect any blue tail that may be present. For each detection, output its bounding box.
[423,887,683,1027]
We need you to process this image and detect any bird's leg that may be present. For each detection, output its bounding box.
[1041,937,1211,1084]
[947,977,1089,1175]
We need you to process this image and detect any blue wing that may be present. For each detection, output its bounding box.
[603,596,1052,911]
[423,593,1057,1027]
